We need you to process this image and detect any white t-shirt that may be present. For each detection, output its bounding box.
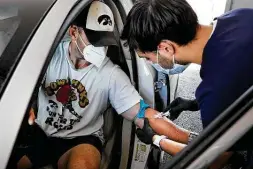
[35,40,142,142]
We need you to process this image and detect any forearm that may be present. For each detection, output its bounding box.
[158,137,186,156]
[153,136,231,168]
[145,108,190,144]
[122,102,191,144]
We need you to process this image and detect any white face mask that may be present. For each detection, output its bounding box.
[152,49,188,75]
[75,32,106,68]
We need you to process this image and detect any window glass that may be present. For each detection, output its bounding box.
[0,6,20,57]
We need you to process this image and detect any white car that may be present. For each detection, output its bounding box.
[0,0,253,169]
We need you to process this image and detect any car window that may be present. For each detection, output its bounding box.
[0,6,20,57]
[0,1,56,98]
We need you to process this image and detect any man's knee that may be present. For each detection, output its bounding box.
[17,155,32,169]
[58,144,101,169]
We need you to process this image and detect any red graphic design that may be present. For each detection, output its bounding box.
[56,85,72,104]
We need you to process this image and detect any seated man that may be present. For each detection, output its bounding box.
[14,1,192,169]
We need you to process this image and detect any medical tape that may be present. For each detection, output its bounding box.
[133,100,150,122]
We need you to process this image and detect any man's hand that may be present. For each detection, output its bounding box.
[136,118,156,144]
[164,97,199,120]
[28,108,36,125]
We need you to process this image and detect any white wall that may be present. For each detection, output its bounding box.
[187,0,227,25]
[187,0,213,24]
[211,0,227,18]
[226,0,253,11]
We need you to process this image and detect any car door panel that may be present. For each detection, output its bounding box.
[0,0,81,168]
[187,107,253,169]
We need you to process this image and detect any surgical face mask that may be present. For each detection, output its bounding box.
[75,31,106,68]
[156,49,175,69]
[151,62,189,75]
[152,50,188,75]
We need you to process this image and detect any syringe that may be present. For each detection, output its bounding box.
[153,110,170,119]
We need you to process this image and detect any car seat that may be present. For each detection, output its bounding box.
[85,1,131,168]
[100,45,126,169]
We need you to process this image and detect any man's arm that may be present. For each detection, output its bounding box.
[108,66,190,144]
[137,119,231,169]
[159,137,234,169]
[145,108,190,144]
[153,135,186,156]
[122,104,191,144]
[135,118,186,155]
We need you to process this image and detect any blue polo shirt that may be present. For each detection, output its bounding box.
[196,8,253,128]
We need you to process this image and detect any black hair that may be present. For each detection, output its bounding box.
[120,0,199,52]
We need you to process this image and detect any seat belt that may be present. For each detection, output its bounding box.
[153,71,170,167]
[154,71,170,112]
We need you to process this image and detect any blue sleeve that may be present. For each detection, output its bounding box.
[196,84,224,128]
[196,68,253,128]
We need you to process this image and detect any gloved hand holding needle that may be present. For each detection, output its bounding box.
[163,97,200,121]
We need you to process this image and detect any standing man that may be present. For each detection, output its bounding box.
[121,0,253,155]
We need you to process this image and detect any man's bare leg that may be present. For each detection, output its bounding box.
[17,156,32,169]
[58,144,101,169]
[145,108,190,144]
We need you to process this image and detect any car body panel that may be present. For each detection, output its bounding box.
[0,0,80,168]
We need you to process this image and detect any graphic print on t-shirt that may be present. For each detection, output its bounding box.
[43,78,89,131]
